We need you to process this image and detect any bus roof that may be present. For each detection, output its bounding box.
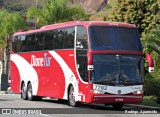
[13,21,136,36]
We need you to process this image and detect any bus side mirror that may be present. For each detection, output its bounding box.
[87,51,93,70]
[146,54,154,73]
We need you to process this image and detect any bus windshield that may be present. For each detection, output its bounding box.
[91,55,144,85]
[88,26,142,51]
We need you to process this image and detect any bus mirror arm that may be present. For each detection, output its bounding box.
[146,54,154,73]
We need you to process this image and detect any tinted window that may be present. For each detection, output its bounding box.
[20,35,27,52]
[12,36,19,53]
[76,26,88,49]
[63,27,75,49]
[57,29,64,49]
[12,27,76,52]
[26,34,36,51]
[12,36,23,52]
[89,27,142,51]
[36,32,45,51]
[44,31,54,50]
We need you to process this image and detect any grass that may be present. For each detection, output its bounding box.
[141,96,160,108]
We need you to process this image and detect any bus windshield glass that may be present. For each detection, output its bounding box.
[91,55,144,85]
[88,26,142,51]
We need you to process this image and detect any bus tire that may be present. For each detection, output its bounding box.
[68,86,80,107]
[27,83,42,101]
[112,104,124,110]
[21,83,28,100]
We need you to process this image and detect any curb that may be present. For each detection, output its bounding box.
[125,104,160,111]
[0,91,14,94]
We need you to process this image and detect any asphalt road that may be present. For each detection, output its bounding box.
[0,94,159,117]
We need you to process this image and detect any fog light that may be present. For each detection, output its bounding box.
[133,90,143,94]
[93,90,101,94]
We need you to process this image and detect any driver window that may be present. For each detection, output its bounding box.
[76,26,88,49]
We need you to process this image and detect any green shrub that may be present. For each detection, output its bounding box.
[144,74,160,103]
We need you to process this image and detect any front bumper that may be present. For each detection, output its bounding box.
[88,94,143,104]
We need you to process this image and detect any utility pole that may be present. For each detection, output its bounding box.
[36,0,38,8]
[35,0,37,29]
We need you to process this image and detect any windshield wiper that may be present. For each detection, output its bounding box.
[92,76,116,84]
[122,79,141,84]
[92,80,115,85]
[93,79,115,83]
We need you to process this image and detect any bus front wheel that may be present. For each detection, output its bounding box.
[68,86,80,107]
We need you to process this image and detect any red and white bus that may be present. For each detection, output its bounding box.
[10,21,154,109]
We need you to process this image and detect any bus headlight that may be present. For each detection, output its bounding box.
[133,90,143,94]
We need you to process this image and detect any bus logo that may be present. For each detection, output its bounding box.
[31,53,51,67]
[118,90,121,94]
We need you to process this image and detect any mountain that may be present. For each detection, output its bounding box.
[71,0,108,12]
[0,0,160,20]
[0,0,44,15]
[0,0,109,15]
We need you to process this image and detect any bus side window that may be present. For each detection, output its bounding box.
[53,30,59,49]
[26,34,36,51]
[76,26,88,49]
[57,29,65,49]
[12,36,18,53]
[36,32,45,51]
[63,27,75,49]
[16,36,22,52]
[44,31,54,50]
[20,35,27,52]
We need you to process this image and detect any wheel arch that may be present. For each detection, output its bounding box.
[20,80,31,90]
[27,81,31,87]
[20,80,25,91]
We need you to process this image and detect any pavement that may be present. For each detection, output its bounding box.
[125,104,160,111]
[0,90,160,111]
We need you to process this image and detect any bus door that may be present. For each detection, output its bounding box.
[76,26,88,82]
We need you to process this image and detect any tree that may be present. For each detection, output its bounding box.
[26,0,88,28]
[0,9,8,48]
[143,25,160,103]
[108,0,160,36]
[0,40,5,47]
[0,12,26,74]
[143,25,160,55]
[143,25,160,78]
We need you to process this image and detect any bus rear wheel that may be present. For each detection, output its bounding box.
[27,83,42,101]
[112,104,124,110]
[21,83,28,100]
[68,86,80,107]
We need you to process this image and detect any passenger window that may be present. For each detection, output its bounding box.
[26,34,36,51]
[20,35,27,52]
[36,32,45,51]
[44,31,54,50]
[57,29,65,49]
[15,36,22,52]
[63,27,75,49]
[12,36,19,53]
